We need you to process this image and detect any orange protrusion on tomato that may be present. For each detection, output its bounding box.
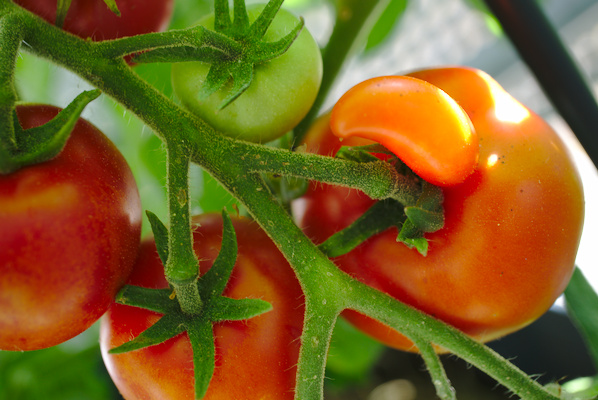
[330,75,479,187]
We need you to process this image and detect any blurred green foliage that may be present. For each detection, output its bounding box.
[0,326,119,400]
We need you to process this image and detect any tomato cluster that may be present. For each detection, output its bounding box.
[0,105,142,351]
[3,0,588,398]
[295,67,584,351]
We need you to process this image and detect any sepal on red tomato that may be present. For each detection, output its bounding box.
[108,211,272,399]
[397,182,443,256]
[0,90,100,174]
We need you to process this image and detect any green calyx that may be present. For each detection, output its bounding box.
[137,0,304,110]
[0,90,100,175]
[326,144,445,257]
[202,0,305,109]
[111,210,272,399]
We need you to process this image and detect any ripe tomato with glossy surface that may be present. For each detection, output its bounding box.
[172,4,323,143]
[294,67,584,351]
[14,0,173,41]
[100,213,305,399]
[0,105,142,351]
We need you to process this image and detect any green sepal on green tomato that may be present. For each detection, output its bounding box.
[172,3,323,143]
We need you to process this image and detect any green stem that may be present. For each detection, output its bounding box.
[293,0,390,143]
[165,144,202,315]
[346,281,560,400]
[415,340,456,400]
[94,25,242,59]
[0,13,22,154]
[242,143,421,205]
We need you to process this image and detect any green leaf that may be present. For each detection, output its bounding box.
[198,169,239,213]
[109,314,187,354]
[396,218,428,256]
[115,285,176,314]
[248,0,284,39]
[565,267,598,369]
[3,90,100,174]
[55,0,73,27]
[365,0,408,52]
[187,319,216,400]
[199,211,238,297]
[326,317,384,386]
[403,205,443,233]
[146,211,170,265]
[319,199,405,258]
[209,297,273,321]
[194,0,305,109]
[214,0,232,32]
[101,0,121,17]
[335,145,382,163]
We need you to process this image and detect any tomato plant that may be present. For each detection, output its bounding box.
[0,104,142,351]
[3,0,596,399]
[100,213,305,399]
[171,3,322,143]
[14,0,174,41]
[295,66,585,351]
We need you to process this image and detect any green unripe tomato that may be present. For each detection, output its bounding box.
[172,4,322,143]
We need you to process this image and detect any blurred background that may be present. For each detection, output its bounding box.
[3,0,598,398]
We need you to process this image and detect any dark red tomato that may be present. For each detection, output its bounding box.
[294,67,584,351]
[15,0,173,41]
[0,104,142,351]
[100,213,305,399]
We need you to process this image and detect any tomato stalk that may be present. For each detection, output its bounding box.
[94,24,243,61]
[241,142,422,206]
[0,15,22,164]
[164,145,203,315]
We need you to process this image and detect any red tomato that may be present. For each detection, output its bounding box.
[0,104,142,351]
[330,75,478,187]
[100,213,305,399]
[14,0,173,41]
[294,67,584,351]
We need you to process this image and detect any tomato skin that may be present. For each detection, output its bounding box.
[172,4,323,143]
[330,75,478,187]
[100,214,305,400]
[14,0,173,41]
[0,105,142,351]
[294,67,584,351]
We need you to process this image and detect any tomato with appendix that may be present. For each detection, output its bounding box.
[294,67,584,351]
[100,213,305,399]
[0,104,142,351]
[14,0,173,41]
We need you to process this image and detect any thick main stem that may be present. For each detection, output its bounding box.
[165,145,203,315]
